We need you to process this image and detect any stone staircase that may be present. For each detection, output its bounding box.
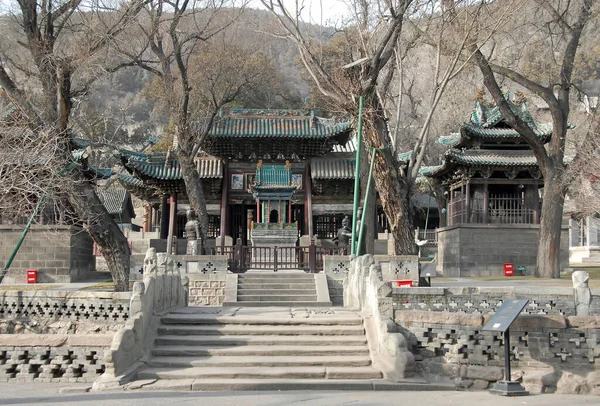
[132,307,387,390]
[224,272,332,307]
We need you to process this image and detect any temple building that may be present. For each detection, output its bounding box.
[425,93,569,277]
[116,108,364,253]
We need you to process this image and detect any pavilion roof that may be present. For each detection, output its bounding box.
[196,108,352,159]
[197,108,352,139]
[437,93,553,148]
[97,187,135,218]
[310,156,355,180]
[118,150,223,181]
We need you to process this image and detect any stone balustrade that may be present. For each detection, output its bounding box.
[94,248,188,390]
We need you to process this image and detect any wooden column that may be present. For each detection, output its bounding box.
[256,199,260,223]
[448,187,453,226]
[465,180,471,223]
[305,164,313,237]
[268,199,271,222]
[483,182,489,223]
[220,165,228,250]
[288,200,292,224]
[160,195,169,239]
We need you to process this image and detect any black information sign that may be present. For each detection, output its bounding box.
[482,299,529,332]
[483,299,530,397]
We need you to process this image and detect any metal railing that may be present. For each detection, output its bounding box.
[226,238,347,273]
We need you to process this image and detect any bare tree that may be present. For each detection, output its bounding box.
[0,0,148,290]
[260,0,484,254]
[119,0,287,245]
[468,0,596,277]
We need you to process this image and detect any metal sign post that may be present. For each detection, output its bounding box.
[482,299,530,397]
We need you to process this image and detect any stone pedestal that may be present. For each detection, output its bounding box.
[250,228,298,247]
[186,240,200,255]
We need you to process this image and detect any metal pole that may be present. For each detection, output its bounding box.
[0,196,46,283]
[357,148,377,256]
[504,328,511,382]
[351,96,364,255]
[0,161,76,283]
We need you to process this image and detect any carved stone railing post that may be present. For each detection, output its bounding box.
[93,248,188,390]
[573,270,592,316]
[344,254,415,381]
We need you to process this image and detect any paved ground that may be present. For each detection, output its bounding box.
[0,383,599,405]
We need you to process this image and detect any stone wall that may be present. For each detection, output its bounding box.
[130,254,228,282]
[187,274,227,306]
[392,287,600,317]
[323,254,421,307]
[0,290,131,334]
[0,225,95,283]
[323,255,349,306]
[0,335,112,383]
[436,224,569,277]
[396,310,600,394]
[0,290,131,383]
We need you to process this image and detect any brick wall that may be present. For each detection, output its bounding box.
[0,225,95,283]
[436,224,569,277]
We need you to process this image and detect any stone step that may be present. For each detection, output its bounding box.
[130,377,448,391]
[236,283,316,290]
[238,278,314,284]
[237,289,317,295]
[155,335,368,347]
[157,324,364,336]
[224,301,333,307]
[160,314,362,326]
[147,355,372,368]
[151,345,370,357]
[237,295,318,302]
[137,366,382,381]
[239,273,313,279]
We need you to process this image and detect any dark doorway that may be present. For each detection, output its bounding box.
[269,209,279,222]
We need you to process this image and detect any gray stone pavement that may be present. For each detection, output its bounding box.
[0,383,599,405]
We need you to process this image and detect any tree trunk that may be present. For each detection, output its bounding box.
[178,152,209,244]
[69,177,131,291]
[535,166,564,278]
[363,103,416,255]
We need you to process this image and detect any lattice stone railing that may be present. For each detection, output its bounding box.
[0,291,131,328]
[392,287,600,316]
[0,335,113,383]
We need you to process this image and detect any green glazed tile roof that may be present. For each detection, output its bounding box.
[117,173,144,187]
[97,187,132,216]
[196,109,352,139]
[470,94,537,128]
[119,150,223,180]
[445,149,538,166]
[461,122,553,140]
[436,94,554,147]
[310,157,355,180]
